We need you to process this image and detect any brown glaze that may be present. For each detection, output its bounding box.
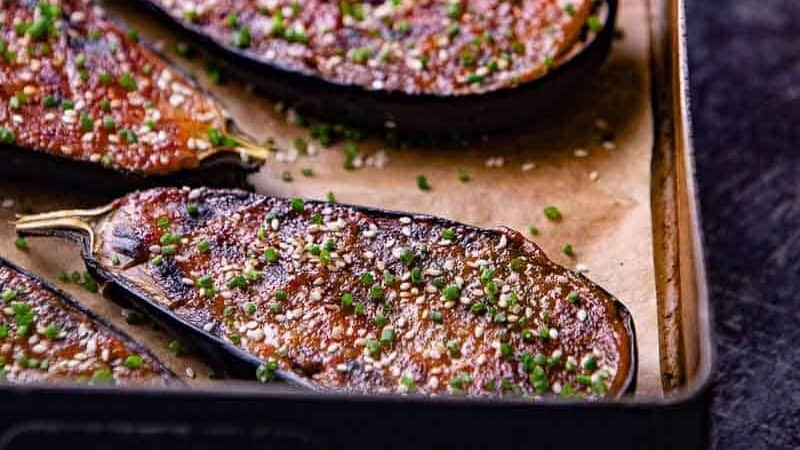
[0,260,174,387]
[148,0,594,95]
[0,0,232,175]
[92,187,632,398]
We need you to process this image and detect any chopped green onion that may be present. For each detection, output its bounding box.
[231,26,251,48]
[1,289,16,302]
[264,247,279,263]
[91,369,115,385]
[14,238,28,251]
[449,373,472,390]
[290,197,305,212]
[470,302,486,314]
[44,325,59,339]
[369,284,383,301]
[366,339,381,357]
[360,272,374,285]
[118,73,138,91]
[197,239,211,253]
[544,206,562,221]
[125,355,143,369]
[341,292,353,309]
[581,354,598,371]
[400,375,416,391]
[447,339,461,358]
[380,326,395,345]
[410,267,423,284]
[443,285,460,301]
[416,175,431,191]
[256,359,279,383]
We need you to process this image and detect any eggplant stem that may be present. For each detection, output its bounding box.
[15,204,113,252]
[197,132,271,162]
[15,204,113,224]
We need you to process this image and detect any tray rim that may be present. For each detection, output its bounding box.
[0,0,713,408]
[646,0,715,403]
[660,0,716,403]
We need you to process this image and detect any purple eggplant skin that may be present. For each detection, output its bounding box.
[136,0,618,135]
[16,192,636,397]
[14,224,317,390]
[0,145,258,195]
[0,256,181,387]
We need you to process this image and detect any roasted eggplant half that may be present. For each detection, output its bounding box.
[0,0,268,191]
[0,256,176,387]
[17,187,636,398]
[139,0,618,133]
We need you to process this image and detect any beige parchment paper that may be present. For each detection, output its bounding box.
[0,0,661,396]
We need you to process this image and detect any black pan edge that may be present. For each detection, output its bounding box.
[137,0,619,134]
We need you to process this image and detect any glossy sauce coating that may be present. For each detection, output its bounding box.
[0,0,227,175]
[151,0,594,95]
[97,187,632,398]
[0,263,173,387]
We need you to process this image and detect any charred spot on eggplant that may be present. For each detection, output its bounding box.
[137,0,618,133]
[17,187,636,398]
[0,0,266,187]
[0,257,176,387]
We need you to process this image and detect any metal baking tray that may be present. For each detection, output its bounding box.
[0,0,713,448]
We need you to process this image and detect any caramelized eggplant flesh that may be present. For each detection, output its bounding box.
[138,0,618,132]
[17,187,636,398]
[0,257,176,387]
[0,0,266,181]
[144,0,594,96]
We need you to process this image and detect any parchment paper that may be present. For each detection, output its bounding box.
[0,0,661,396]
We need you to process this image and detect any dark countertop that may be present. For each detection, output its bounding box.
[686,0,800,448]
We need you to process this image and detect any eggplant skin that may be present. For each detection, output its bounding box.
[0,145,257,195]
[139,0,618,133]
[0,0,256,181]
[52,187,635,398]
[0,257,177,388]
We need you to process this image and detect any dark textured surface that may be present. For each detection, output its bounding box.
[686,0,800,448]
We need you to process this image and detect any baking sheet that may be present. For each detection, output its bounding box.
[0,0,661,396]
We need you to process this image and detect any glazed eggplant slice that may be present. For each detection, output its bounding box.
[17,187,635,398]
[139,0,618,133]
[0,0,267,189]
[0,257,176,387]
